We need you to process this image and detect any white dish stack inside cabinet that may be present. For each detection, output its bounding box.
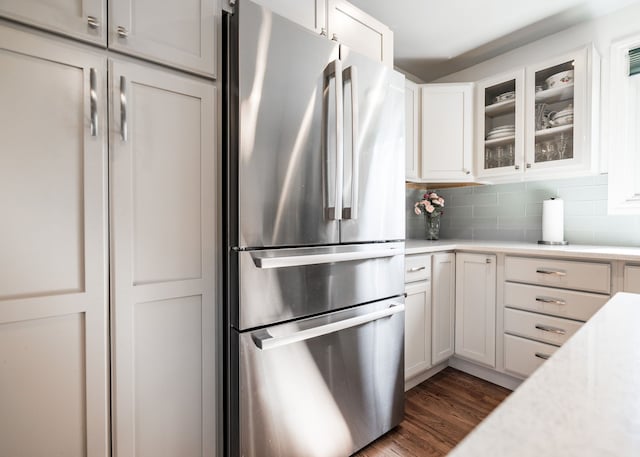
[502,256,611,378]
[476,70,525,179]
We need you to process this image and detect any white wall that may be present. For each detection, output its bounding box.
[433,2,640,84]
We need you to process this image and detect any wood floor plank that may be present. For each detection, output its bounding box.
[355,367,511,457]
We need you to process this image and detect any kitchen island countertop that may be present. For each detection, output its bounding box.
[405,238,640,261]
[447,291,640,456]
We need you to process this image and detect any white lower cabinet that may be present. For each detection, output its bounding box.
[504,334,558,378]
[404,254,432,381]
[110,59,217,457]
[0,25,109,457]
[455,253,497,367]
[432,253,455,364]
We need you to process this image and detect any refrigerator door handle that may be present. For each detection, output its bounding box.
[323,59,344,221]
[252,303,404,350]
[251,245,403,269]
[342,65,359,220]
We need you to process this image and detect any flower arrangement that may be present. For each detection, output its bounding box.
[414,192,445,218]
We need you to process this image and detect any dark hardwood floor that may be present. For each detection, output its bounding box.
[356,367,511,457]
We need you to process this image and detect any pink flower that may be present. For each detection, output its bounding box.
[429,192,438,199]
[438,197,445,206]
[414,206,421,215]
[425,204,435,213]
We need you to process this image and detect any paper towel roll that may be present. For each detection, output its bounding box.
[542,198,564,243]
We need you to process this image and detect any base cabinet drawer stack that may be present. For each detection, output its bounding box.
[503,256,611,378]
[404,254,432,381]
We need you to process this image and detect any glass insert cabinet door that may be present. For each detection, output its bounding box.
[525,47,594,173]
[476,69,525,177]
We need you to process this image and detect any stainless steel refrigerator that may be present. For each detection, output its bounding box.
[223,1,406,455]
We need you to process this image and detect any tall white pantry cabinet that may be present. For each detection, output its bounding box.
[0,4,217,456]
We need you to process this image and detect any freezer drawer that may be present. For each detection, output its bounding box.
[234,242,404,330]
[234,299,405,457]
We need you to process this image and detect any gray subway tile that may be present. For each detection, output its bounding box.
[498,215,541,230]
[557,184,608,201]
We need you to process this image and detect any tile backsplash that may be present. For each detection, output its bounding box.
[406,174,640,246]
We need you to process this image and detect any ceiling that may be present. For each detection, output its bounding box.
[348,0,640,81]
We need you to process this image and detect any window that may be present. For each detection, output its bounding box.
[608,36,640,214]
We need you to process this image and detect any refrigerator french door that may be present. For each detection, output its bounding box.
[224,1,406,456]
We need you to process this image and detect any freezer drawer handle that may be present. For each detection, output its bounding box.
[407,266,426,272]
[252,246,403,269]
[535,324,566,335]
[252,303,404,350]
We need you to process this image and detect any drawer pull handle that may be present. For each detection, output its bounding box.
[536,268,566,276]
[535,352,551,360]
[535,296,566,305]
[408,266,426,272]
[535,324,566,335]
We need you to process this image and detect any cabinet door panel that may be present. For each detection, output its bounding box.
[421,84,473,181]
[0,26,109,457]
[0,0,105,45]
[432,253,455,364]
[110,59,216,457]
[405,79,420,180]
[455,253,496,367]
[251,0,326,34]
[405,281,431,380]
[109,0,216,77]
[327,0,393,66]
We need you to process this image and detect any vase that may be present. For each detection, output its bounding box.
[425,216,440,240]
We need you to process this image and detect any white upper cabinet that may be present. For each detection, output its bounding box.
[0,0,106,45]
[252,0,326,34]
[327,0,393,67]
[0,25,109,456]
[524,46,599,178]
[476,69,525,179]
[254,0,393,66]
[476,46,599,183]
[405,79,421,180]
[109,0,217,77]
[420,83,474,182]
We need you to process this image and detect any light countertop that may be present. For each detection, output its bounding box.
[405,239,640,261]
[448,291,640,457]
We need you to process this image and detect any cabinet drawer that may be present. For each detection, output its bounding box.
[405,254,431,283]
[504,308,581,346]
[504,282,608,322]
[504,256,610,294]
[504,334,558,378]
[624,265,640,293]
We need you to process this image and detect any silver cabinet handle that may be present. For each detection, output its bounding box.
[535,296,566,305]
[463,168,470,175]
[252,245,403,269]
[320,27,327,37]
[89,68,98,137]
[331,33,339,41]
[342,65,359,220]
[252,303,404,350]
[536,268,567,276]
[535,352,551,360]
[526,163,532,168]
[120,76,127,142]
[535,324,566,335]
[117,25,129,38]
[87,16,100,29]
[515,164,520,170]
[407,266,426,272]
[486,258,492,264]
[323,60,343,221]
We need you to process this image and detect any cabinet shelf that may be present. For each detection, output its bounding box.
[485,135,515,146]
[534,124,573,140]
[485,99,515,116]
[535,84,574,104]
